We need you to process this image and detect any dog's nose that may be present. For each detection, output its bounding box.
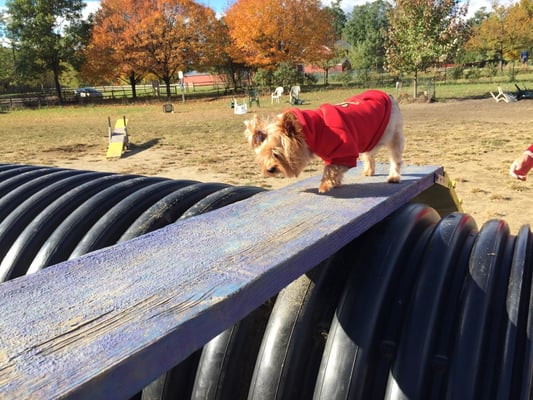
[267,166,278,174]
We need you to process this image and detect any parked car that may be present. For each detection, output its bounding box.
[75,87,103,98]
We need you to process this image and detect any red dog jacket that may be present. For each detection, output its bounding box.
[289,90,392,167]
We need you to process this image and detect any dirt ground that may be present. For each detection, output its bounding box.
[38,97,533,235]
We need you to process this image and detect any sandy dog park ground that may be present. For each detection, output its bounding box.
[2,93,532,234]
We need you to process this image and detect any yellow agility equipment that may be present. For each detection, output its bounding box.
[106,116,129,159]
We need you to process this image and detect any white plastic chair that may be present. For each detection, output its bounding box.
[490,86,517,103]
[233,98,248,114]
[271,87,284,104]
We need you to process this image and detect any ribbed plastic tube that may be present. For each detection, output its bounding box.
[0,164,531,400]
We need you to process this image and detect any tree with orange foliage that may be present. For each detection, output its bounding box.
[466,0,532,69]
[131,0,222,97]
[224,0,336,70]
[83,0,223,98]
[81,0,144,97]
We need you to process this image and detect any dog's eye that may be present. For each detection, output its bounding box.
[253,131,266,145]
[272,150,282,160]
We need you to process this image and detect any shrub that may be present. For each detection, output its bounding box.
[272,62,301,88]
[487,63,498,79]
[252,69,273,90]
[464,67,481,81]
[448,66,463,80]
[304,73,319,85]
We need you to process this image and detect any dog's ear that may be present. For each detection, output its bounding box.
[244,115,267,148]
[280,112,300,138]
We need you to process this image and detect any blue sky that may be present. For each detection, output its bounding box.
[198,0,504,16]
[0,0,228,15]
[0,0,519,19]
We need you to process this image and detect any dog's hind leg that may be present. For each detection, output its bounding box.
[386,136,403,183]
[385,124,404,183]
[385,100,404,183]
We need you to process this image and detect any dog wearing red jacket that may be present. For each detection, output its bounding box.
[244,90,404,193]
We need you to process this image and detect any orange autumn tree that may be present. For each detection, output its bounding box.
[81,0,144,97]
[224,0,336,69]
[83,0,223,97]
[504,0,533,61]
[130,0,222,97]
[466,0,532,69]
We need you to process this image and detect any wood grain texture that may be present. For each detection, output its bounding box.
[0,164,445,399]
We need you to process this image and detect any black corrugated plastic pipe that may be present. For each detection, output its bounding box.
[0,164,532,400]
[0,165,264,281]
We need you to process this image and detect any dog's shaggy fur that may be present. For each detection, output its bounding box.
[244,91,405,193]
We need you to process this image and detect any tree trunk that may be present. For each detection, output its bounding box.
[499,44,504,72]
[129,72,137,99]
[165,78,172,101]
[413,71,418,99]
[53,63,63,105]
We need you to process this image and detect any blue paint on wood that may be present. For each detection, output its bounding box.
[0,164,444,399]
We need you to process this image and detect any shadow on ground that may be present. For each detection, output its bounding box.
[123,138,161,158]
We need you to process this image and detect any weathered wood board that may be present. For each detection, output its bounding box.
[0,164,449,399]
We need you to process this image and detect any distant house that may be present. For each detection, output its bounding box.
[303,58,351,75]
[302,40,352,75]
[183,72,226,90]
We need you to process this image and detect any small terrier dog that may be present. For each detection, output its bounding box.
[244,90,404,193]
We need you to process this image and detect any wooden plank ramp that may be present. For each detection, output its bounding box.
[0,164,447,399]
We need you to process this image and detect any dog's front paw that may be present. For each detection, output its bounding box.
[319,181,334,193]
[387,175,401,183]
[319,165,347,193]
